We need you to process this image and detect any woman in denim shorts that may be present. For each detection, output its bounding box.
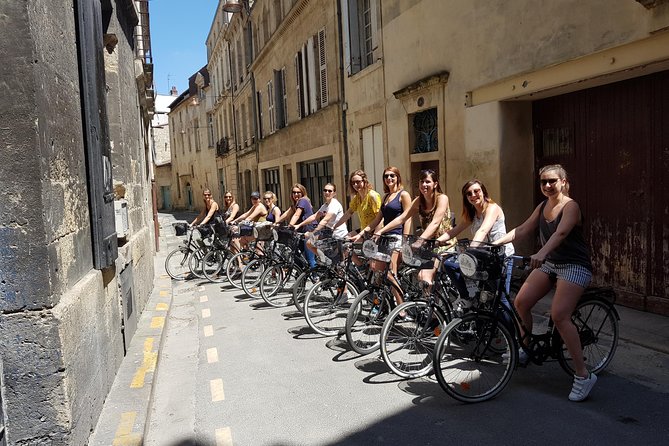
[494,164,596,402]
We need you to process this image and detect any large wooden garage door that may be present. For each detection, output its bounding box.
[533,70,668,314]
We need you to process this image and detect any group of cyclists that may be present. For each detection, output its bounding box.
[188,163,597,402]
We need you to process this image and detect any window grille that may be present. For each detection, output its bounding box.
[299,157,333,209]
[412,108,438,154]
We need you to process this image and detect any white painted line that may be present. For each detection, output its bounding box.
[202,308,211,319]
[215,427,233,446]
[207,347,219,363]
[210,379,225,402]
[200,295,209,303]
[204,325,214,337]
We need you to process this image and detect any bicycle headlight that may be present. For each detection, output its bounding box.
[401,244,420,266]
[362,239,377,258]
[458,252,478,278]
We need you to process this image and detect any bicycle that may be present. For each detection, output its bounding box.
[432,242,619,403]
[165,224,212,280]
[344,235,421,355]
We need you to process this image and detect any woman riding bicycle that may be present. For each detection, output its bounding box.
[295,183,349,254]
[493,164,596,402]
[352,167,412,305]
[275,183,317,269]
[231,191,268,252]
[263,191,282,223]
[375,169,454,286]
[437,179,514,256]
[334,170,382,237]
[189,189,221,231]
[222,191,240,224]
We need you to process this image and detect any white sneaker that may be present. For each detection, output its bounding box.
[502,348,529,366]
[569,372,597,402]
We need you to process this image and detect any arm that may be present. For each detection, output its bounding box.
[295,211,319,230]
[190,208,206,226]
[224,203,240,223]
[289,207,304,226]
[493,203,542,246]
[232,207,252,223]
[419,194,449,240]
[271,207,282,221]
[377,195,418,236]
[333,208,353,229]
[437,220,471,244]
[199,202,219,225]
[314,211,336,232]
[275,207,295,224]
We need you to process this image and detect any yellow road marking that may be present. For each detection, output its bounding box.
[150,316,165,328]
[160,290,169,297]
[155,303,169,311]
[215,427,233,446]
[202,308,211,318]
[200,295,209,302]
[130,338,157,388]
[204,325,214,337]
[112,412,142,445]
[210,379,225,401]
[207,347,219,363]
[160,274,169,279]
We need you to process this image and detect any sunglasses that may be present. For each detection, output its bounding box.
[203,194,212,197]
[224,196,233,199]
[540,178,560,186]
[466,189,482,197]
[323,189,334,193]
[351,180,364,185]
[292,191,302,195]
[264,197,272,200]
[383,173,396,179]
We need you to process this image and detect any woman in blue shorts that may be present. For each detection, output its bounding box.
[494,164,596,402]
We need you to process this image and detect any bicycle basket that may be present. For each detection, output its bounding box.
[239,220,254,237]
[401,234,437,269]
[362,237,393,272]
[457,243,505,281]
[253,222,274,241]
[213,219,229,237]
[173,222,188,236]
[314,237,343,266]
[276,226,296,245]
[197,225,213,238]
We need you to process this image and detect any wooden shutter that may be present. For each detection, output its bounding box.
[75,0,117,269]
[318,28,328,107]
[294,52,303,119]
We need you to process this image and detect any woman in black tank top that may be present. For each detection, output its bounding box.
[493,164,597,402]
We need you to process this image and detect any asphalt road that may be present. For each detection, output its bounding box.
[145,254,669,446]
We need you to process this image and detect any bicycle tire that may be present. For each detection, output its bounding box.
[345,289,391,355]
[165,247,192,280]
[260,264,298,308]
[225,251,253,289]
[291,270,317,315]
[202,249,229,283]
[556,298,619,376]
[433,313,516,403]
[303,278,356,336]
[380,300,448,378]
[188,246,208,279]
[241,258,267,298]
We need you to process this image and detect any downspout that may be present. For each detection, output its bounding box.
[336,0,350,187]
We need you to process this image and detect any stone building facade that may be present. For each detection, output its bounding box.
[342,0,669,313]
[153,92,177,210]
[0,0,156,443]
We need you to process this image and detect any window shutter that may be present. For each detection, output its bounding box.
[267,81,275,133]
[318,28,328,107]
[307,36,318,113]
[347,0,361,74]
[281,67,288,125]
[256,90,263,138]
[294,53,303,119]
[273,70,285,128]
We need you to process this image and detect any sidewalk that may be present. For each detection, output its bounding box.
[89,211,669,444]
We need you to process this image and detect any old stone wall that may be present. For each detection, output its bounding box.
[0,0,155,444]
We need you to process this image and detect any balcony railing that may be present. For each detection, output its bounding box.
[216,137,230,157]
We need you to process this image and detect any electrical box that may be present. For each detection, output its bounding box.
[114,199,129,238]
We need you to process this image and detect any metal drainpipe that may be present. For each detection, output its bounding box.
[336,0,350,197]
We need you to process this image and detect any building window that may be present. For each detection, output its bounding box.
[345,0,379,75]
[263,167,281,208]
[194,118,201,151]
[299,157,333,209]
[411,108,438,154]
[208,114,215,148]
[294,28,327,118]
[274,68,287,129]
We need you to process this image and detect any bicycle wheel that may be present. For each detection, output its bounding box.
[557,298,619,376]
[188,247,208,279]
[225,251,253,289]
[345,289,391,355]
[260,265,298,308]
[202,249,229,283]
[241,259,266,298]
[433,314,516,403]
[165,247,191,280]
[303,278,355,336]
[291,270,317,315]
[380,300,448,378]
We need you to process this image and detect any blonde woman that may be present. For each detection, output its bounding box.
[334,170,382,236]
[263,191,281,223]
[222,191,240,224]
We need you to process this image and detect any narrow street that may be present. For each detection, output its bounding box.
[127,217,669,446]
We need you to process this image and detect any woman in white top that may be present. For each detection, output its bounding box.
[295,183,348,242]
[437,179,514,256]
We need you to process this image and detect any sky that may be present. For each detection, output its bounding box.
[150,0,220,96]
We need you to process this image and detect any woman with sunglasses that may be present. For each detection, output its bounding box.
[436,179,514,256]
[334,170,382,236]
[189,189,221,228]
[493,164,596,402]
[275,183,317,268]
[222,192,240,224]
[263,191,281,223]
[230,191,269,251]
[353,167,412,305]
[375,169,453,285]
[295,183,348,239]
